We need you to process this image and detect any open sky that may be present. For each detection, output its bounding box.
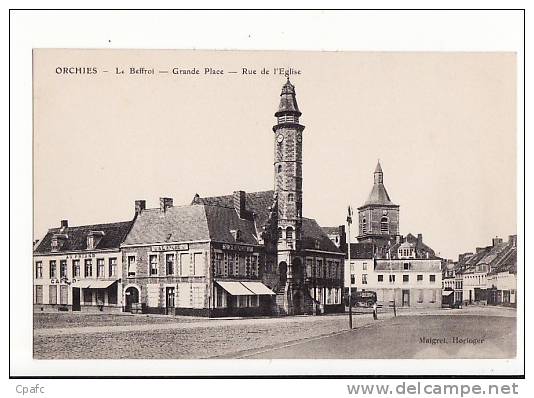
[33,49,516,259]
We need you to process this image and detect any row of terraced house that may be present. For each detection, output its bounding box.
[32,79,346,317]
[442,235,517,306]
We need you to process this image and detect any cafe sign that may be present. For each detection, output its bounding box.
[221,243,254,252]
[151,243,189,252]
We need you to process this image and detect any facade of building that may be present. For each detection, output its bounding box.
[33,220,133,312]
[118,79,345,317]
[455,235,517,306]
[342,164,442,308]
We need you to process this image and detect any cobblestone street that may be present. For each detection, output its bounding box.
[33,306,516,359]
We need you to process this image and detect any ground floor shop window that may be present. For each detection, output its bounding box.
[97,290,105,305]
[60,285,68,305]
[83,289,92,304]
[236,295,258,308]
[417,290,424,303]
[192,286,204,308]
[108,287,117,304]
[49,285,57,305]
[35,285,43,304]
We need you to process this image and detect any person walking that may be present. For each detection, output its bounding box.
[372,301,378,320]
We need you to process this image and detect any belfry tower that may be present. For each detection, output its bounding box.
[273,78,306,315]
[357,161,400,255]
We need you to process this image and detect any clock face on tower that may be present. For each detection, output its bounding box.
[277,134,284,143]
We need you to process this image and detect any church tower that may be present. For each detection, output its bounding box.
[273,78,305,249]
[357,161,400,253]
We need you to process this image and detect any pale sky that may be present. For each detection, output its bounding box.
[33,49,516,259]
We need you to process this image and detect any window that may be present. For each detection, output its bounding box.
[216,287,224,308]
[109,258,117,277]
[49,285,57,305]
[59,260,67,278]
[288,193,294,202]
[35,261,43,279]
[97,258,105,277]
[72,260,80,278]
[286,227,294,239]
[403,275,409,283]
[278,228,283,239]
[417,274,423,282]
[35,285,43,304]
[97,290,105,305]
[60,285,68,305]
[430,290,436,303]
[362,274,368,284]
[362,262,368,271]
[277,164,282,173]
[350,274,355,284]
[430,274,436,283]
[127,255,136,276]
[237,295,248,308]
[389,274,396,283]
[418,290,424,303]
[403,262,411,270]
[149,254,158,276]
[378,274,384,282]
[49,260,57,279]
[83,289,92,304]
[166,253,175,275]
[362,218,367,233]
[380,217,389,234]
[84,259,93,277]
[180,253,191,276]
[249,295,259,307]
[193,253,205,276]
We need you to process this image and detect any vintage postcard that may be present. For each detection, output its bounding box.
[31,49,518,373]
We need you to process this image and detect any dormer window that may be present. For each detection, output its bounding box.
[231,229,241,242]
[51,233,67,252]
[87,231,105,250]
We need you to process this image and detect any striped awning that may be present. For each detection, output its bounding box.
[241,281,276,295]
[216,281,275,296]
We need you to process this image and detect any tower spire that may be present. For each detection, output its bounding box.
[374,160,383,184]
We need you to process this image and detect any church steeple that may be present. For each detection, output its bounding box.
[357,161,400,242]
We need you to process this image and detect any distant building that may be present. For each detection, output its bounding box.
[455,235,517,306]
[321,225,346,250]
[343,163,442,308]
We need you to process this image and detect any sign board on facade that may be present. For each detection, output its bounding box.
[151,244,189,252]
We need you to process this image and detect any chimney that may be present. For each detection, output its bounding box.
[233,190,246,219]
[492,236,503,246]
[60,220,68,229]
[135,200,146,215]
[160,197,173,212]
[508,235,517,247]
[417,233,423,244]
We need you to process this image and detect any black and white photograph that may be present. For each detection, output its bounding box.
[7,8,526,384]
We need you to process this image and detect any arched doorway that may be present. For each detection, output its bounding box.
[279,262,287,286]
[125,286,139,312]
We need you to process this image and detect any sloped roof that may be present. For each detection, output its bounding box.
[321,226,341,235]
[192,190,276,231]
[124,205,210,245]
[276,79,301,115]
[301,218,342,254]
[363,183,397,207]
[347,242,376,259]
[34,221,133,254]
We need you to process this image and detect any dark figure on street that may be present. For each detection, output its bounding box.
[372,302,378,320]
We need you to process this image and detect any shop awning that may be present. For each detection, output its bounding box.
[442,290,454,296]
[71,281,91,288]
[241,281,276,295]
[71,280,117,289]
[216,281,254,296]
[89,280,118,289]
